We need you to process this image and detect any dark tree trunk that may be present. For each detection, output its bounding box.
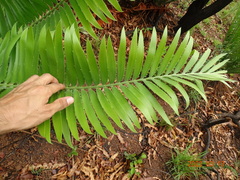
[174,0,233,34]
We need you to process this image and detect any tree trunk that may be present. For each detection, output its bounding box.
[174,0,233,34]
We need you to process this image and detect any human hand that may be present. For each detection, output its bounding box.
[0,73,74,134]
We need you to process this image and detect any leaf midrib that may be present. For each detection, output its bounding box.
[0,72,227,91]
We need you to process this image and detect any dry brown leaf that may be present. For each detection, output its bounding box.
[116,133,125,145]
[110,152,119,161]
[81,166,96,180]
[0,151,4,159]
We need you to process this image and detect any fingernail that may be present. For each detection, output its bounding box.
[67,97,74,105]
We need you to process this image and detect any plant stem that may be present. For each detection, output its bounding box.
[0,72,229,91]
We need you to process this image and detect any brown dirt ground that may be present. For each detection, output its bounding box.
[0,1,240,179]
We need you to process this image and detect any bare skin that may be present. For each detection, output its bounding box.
[0,74,74,134]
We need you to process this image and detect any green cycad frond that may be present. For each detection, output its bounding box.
[0,25,231,147]
[0,0,121,38]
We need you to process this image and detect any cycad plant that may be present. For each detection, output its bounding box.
[0,0,121,38]
[223,6,240,73]
[0,0,231,147]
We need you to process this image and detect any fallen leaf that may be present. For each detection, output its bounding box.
[0,152,4,159]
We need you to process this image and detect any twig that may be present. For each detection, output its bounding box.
[200,111,240,179]
[210,168,220,180]
[117,129,143,135]
[20,130,70,148]
[202,110,240,156]
[203,170,214,180]
[204,111,240,129]
[202,127,211,159]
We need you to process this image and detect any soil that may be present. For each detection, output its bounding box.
[0,1,240,180]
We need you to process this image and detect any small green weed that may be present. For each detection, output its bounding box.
[158,117,175,129]
[31,167,44,176]
[124,152,147,177]
[166,145,207,180]
[218,0,239,26]
[234,160,240,170]
[223,164,238,178]
[68,146,78,157]
[141,27,153,33]
[189,89,202,105]
[213,39,222,47]
[203,18,211,25]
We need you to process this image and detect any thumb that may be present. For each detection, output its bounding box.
[48,96,74,113]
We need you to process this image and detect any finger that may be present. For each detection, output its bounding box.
[45,96,74,116]
[21,75,40,85]
[36,73,59,85]
[47,83,66,95]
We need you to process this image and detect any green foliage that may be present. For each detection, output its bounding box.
[166,145,206,180]
[68,146,79,157]
[0,0,121,38]
[127,0,176,5]
[167,144,239,180]
[189,89,202,105]
[0,24,231,147]
[124,152,147,177]
[223,6,240,73]
[31,167,44,176]
[223,164,238,178]
[0,0,233,147]
[218,0,240,25]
